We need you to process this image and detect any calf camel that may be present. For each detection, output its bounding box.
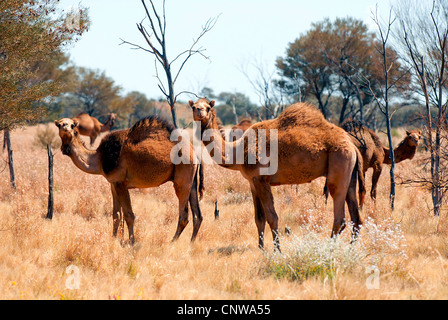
[55,115,204,244]
[324,119,421,202]
[73,112,117,147]
[190,98,365,250]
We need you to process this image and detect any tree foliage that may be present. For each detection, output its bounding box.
[276,17,409,124]
[0,0,89,130]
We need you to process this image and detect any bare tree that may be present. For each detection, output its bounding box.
[121,0,218,128]
[395,0,448,216]
[240,56,289,120]
[368,7,400,210]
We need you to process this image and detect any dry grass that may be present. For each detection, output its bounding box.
[1,124,448,300]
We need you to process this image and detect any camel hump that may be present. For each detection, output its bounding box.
[97,131,126,174]
[127,115,175,143]
[277,102,327,129]
[341,118,363,132]
[341,118,383,149]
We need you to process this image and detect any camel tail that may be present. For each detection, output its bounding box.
[355,148,366,208]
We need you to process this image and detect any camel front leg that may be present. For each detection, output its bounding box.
[250,185,266,250]
[172,181,191,242]
[110,184,121,238]
[370,164,382,201]
[114,183,135,245]
[252,177,280,252]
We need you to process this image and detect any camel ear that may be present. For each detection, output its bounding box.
[406,130,410,136]
[72,120,79,129]
[54,120,61,128]
[418,130,422,135]
[189,100,194,108]
[209,100,215,108]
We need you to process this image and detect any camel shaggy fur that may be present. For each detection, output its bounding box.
[55,115,203,244]
[190,98,365,250]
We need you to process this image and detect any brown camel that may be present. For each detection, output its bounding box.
[231,119,253,141]
[55,115,204,244]
[189,98,365,250]
[325,119,421,202]
[73,112,117,147]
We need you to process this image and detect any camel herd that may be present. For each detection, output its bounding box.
[55,99,421,250]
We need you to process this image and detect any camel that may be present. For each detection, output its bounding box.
[189,98,365,251]
[231,119,253,141]
[55,115,204,245]
[73,112,117,147]
[324,119,421,201]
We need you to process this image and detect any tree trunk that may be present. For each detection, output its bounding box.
[4,130,16,190]
[46,145,54,220]
[385,114,395,210]
[165,64,179,129]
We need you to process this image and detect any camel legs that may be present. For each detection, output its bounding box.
[327,152,355,237]
[188,166,203,242]
[89,133,98,147]
[370,163,382,201]
[113,182,135,244]
[346,165,363,240]
[172,164,196,242]
[250,186,266,249]
[251,177,280,251]
[110,184,122,237]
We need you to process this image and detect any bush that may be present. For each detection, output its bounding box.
[34,124,61,150]
[265,217,407,282]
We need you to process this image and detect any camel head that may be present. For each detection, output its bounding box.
[189,98,215,126]
[405,130,422,147]
[106,113,117,128]
[55,118,80,155]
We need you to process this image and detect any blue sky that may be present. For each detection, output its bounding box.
[58,0,395,103]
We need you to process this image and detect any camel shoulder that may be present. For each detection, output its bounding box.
[97,130,127,174]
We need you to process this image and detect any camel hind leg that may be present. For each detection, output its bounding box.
[327,150,356,237]
[346,161,363,241]
[189,165,203,242]
[172,164,196,242]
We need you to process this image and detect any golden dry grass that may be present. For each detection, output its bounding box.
[1,124,448,300]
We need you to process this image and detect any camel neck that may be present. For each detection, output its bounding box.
[383,142,416,164]
[63,136,102,175]
[100,120,112,133]
[198,115,240,170]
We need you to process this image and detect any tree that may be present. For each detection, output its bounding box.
[369,7,400,210]
[395,0,448,216]
[121,0,218,128]
[214,91,258,125]
[276,22,335,119]
[0,0,88,131]
[276,17,408,124]
[71,67,121,117]
[0,0,88,188]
